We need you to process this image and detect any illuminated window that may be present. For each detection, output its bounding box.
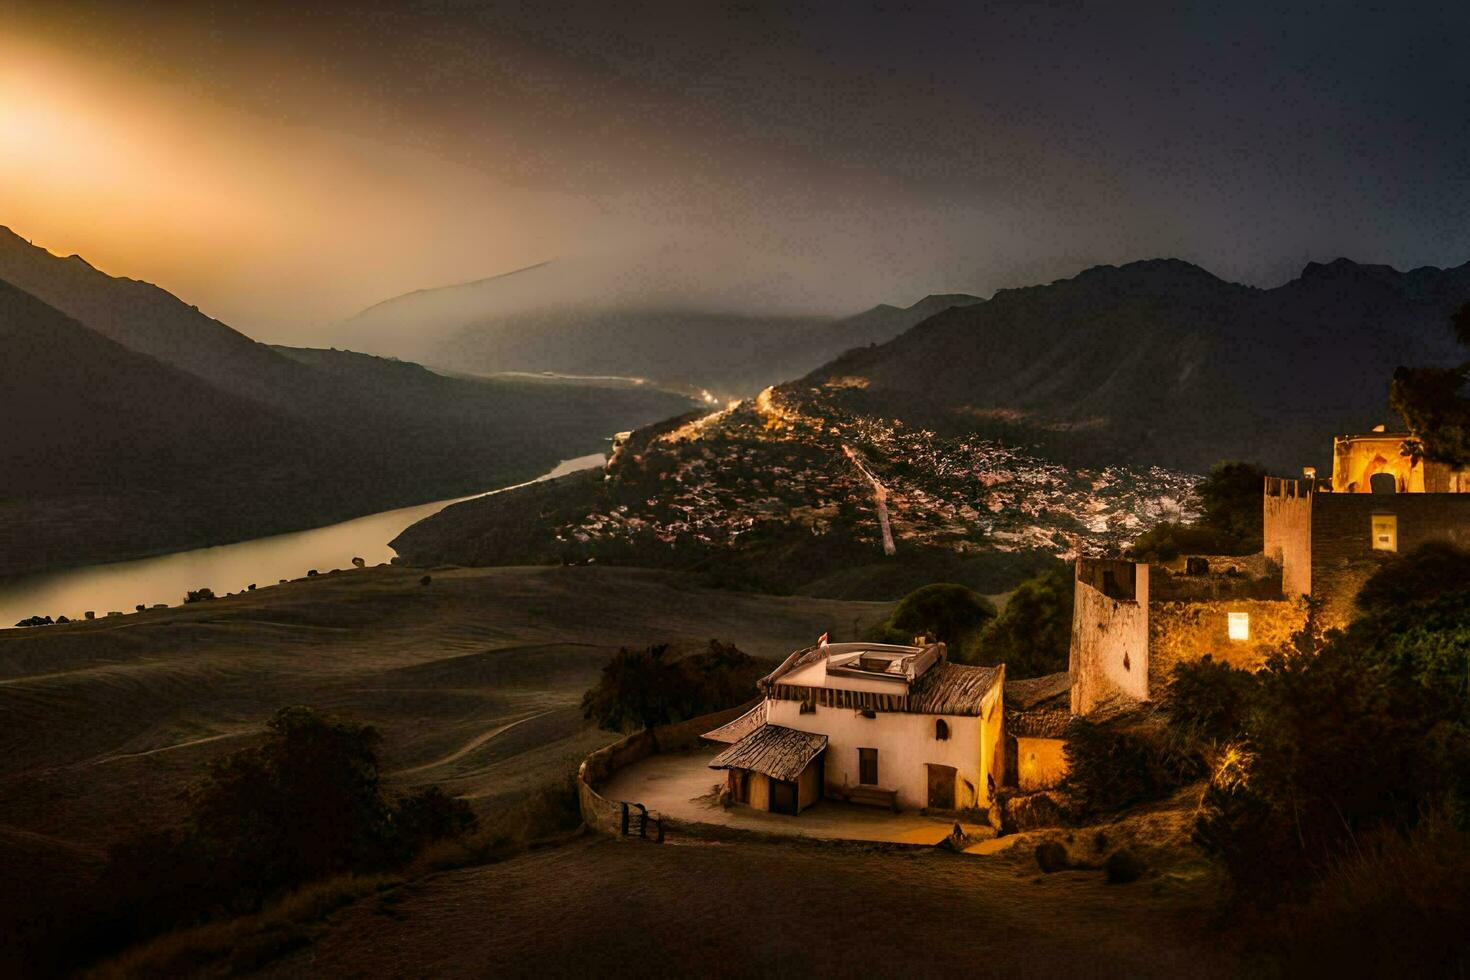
[1227,612,1250,641]
[1371,514,1398,552]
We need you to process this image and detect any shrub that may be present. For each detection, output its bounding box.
[580,640,762,734]
[1061,719,1203,819]
[391,786,477,856]
[1165,655,1256,743]
[90,706,475,965]
[1255,812,1470,976]
[1195,551,1470,901]
[183,588,216,603]
[1355,541,1470,613]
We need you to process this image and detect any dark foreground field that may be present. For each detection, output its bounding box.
[0,565,889,970]
[261,835,1238,979]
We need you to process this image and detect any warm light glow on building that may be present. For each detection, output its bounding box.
[1371,514,1398,552]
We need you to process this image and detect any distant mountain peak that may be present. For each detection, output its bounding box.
[1298,257,1403,282]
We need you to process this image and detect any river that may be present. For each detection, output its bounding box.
[0,452,607,629]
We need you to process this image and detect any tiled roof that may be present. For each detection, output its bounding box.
[708,724,828,782]
[701,701,767,744]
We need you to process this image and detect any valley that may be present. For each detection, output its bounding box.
[393,383,1199,598]
[0,564,891,971]
[0,229,694,577]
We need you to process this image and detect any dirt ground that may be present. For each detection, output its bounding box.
[261,834,1243,979]
[604,748,991,844]
[0,565,890,957]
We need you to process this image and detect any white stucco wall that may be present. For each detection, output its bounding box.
[768,692,1002,811]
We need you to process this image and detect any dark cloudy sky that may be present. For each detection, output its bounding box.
[4,1,1468,338]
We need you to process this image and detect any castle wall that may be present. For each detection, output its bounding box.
[1148,598,1304,691]
[1310,493,1470,628]
[1069,559,1149,714]
[1015,736,1068,793]
[1263,477,1313,599]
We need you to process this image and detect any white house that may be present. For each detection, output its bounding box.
[706,641,1005,815]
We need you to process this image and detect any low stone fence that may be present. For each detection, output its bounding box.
[577,701,756,836]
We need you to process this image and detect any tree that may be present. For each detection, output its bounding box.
[184,706,393,907]
[1196,460,1268,548]
[972,565,1073,677]
[873,583,996,660]
[1128,460,1267,559]
[1389,301,1470,468]
[581,644,693,734]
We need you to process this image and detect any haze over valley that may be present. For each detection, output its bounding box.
[5,3,1470,978]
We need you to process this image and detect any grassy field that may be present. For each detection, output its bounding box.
[0,564,890,969]
[257,835,1241,979]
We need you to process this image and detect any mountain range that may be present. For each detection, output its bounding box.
[334,259,981,395]
[799,257,1470,472]
[389,255,1470,598]
[0,228,693,578]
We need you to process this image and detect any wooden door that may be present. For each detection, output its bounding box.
[927,763,957,810]
[770,778,798,815]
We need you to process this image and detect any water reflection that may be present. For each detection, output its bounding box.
[0,453,606,628]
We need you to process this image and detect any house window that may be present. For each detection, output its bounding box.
[935,718,950,741]
[1227,612,1249,641]
[1371,514,1398,552]
[858,747,879,785]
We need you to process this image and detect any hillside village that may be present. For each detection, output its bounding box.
[585,426,1470,837]
[556,385,1200,561]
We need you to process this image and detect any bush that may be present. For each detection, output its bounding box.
[391,786,477,857]
[972,566,1072,676]
[89,706,475,965]
[1195,549,1470,901]
[183,588,216,604]
[1061,719,1204,819]
[580,640,762,734]
[1355,541,1470,613]
[1255,812,1470,976]
[1165,655,1256,743]
[1126,522,1242,561]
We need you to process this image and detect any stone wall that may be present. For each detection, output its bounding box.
[1148,598,1304,690]
[1015,736,1068,793]
[1069,559,1149,714]
[1263,477,1313,599]
[576,701,755,835]
[1310,493,1470,628]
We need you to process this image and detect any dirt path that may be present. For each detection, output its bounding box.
[262,836,1240,979]
[390,710,556,776]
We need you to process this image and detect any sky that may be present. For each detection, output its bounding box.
[3,0,1469,341]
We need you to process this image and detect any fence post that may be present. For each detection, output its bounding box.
[620,801,629,836]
